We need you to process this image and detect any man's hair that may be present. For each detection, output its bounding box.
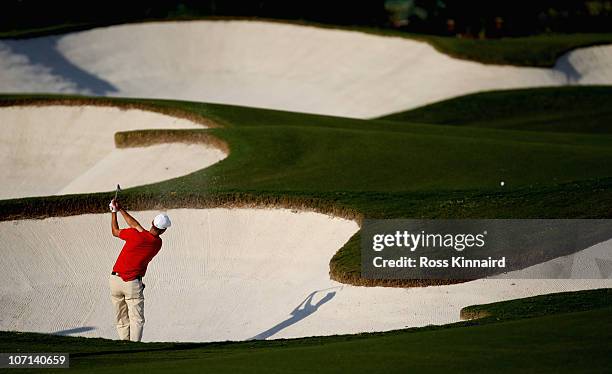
[150,222,166,235]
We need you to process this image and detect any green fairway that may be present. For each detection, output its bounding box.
[379,86,612,133]
[1,289,610,373]
[184,116,612,194]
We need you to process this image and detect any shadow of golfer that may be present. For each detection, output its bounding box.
[250,289,337,340]
[2,36,118,95]
[53,326,96,336]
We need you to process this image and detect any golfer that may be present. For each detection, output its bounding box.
[108,199,171,342]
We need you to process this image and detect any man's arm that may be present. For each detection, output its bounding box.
[111,211,121,237]
[119,207,145,232]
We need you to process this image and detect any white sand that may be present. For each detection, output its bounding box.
[1,21,611,118]
[0,106,226,199]
[0,209,609,342]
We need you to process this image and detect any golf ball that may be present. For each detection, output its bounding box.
[500,181,505,186]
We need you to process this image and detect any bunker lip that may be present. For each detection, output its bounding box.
[0,104,227,200]
[0,208,609,343]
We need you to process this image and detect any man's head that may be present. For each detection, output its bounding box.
[150,213,171,236]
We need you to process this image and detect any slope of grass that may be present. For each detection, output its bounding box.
[460,288,612,320]
[1,289,610,373]
[2,17,612,67]
[379,86,612,134]
[2,93,612,284]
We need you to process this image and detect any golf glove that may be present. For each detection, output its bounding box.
[109,200,118,213]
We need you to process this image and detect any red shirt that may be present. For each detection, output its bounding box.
[113,228,162,281]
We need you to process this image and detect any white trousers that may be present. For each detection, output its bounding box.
[109,274,145,342]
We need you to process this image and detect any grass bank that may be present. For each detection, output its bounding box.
[379,86,612,133]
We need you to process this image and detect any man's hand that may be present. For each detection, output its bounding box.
[109,199,144,233]
[109,199,121,213]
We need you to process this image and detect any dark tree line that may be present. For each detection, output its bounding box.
[2,0,612,37]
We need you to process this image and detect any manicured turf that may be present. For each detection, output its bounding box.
[192,107,612,193]
[2,91,612,283]
[379,86,612,133]
[1,289,610,373]
[2,17,611,67]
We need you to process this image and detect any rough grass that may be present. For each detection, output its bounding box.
[1,289,610,373]
[114,129,230,153]
[1,17,612,67]
[2,93,612,287]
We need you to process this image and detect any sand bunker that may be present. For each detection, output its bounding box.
[1,21,611,118]
[0,208,609,342]
[0,106,226,199]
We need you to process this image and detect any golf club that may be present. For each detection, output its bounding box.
[114,184,121,201]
